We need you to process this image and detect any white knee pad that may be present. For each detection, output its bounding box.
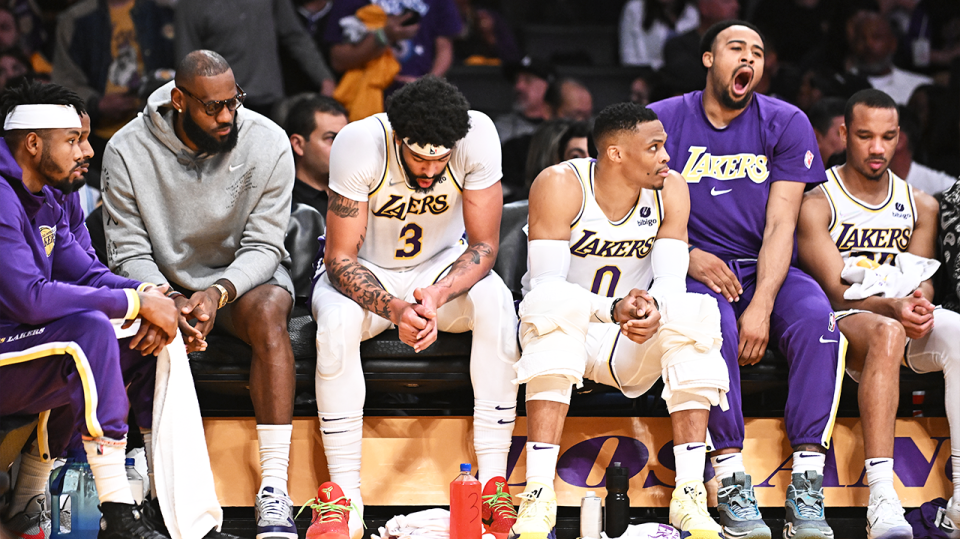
[658,293,729,413]
[516,280,593,386]
[525,374,574,404]
[315,301,364,380]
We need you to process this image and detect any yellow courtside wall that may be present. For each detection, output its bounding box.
[203,417,952,508]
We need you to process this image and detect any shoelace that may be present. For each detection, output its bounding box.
[718,484,762,519]
[483,489,518,519]
[515,492,550,520]
[870,494,905,525]
[259,492,293,522]
[297,495,367,529]
[793,489,825,520]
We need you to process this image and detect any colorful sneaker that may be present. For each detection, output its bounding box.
[509,482,556,539]
[482,476,517,539]
[669,480,723,539]
[784,471,834,539]
[935,497,960,539]
[255,487,298,539]
[866,491,913,539]
[300,482,363,539]
[2,494,46,539]
[717,472,771,539]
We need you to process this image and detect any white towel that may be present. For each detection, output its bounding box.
[372,508,452,539]
[841,253,940,300]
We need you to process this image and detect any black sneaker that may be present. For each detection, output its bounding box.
[139,497,244,539]
[98,502,169,539]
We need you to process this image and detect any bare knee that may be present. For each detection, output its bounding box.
[868,318,906,362]
[244,287,292,349]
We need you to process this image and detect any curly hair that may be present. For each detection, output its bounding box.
[386,75,471,149]
[0,79,86,133]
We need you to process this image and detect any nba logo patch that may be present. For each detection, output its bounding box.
[804,150,814,170]
[828,312,836,333]
[39,225,56,257]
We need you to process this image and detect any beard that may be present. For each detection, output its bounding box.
[182,111,240,155]
[400,154,447,194]
[857,158,889,181]
[40,145,84,194]
[711,69,753,111]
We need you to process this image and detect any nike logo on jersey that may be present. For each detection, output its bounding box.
[680,146,770,183]
[710,187,733,196]
[819,336,838,344]
[229,163,244,172]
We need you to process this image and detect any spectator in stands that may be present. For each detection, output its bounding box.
[797,89,960,539]
[750,0,832,66]
[53,0,176,168]
[848,11,933,105]
[661,0,740,95]
[0,49,31,90]
[629,74,653,105]
[282,0,336,96]
[650,21,840,539]
[453,0,520,65]
[890,105,957,195]
[176,0,336,117]
[324,0,462,85]
[101,51,301,539]
[285,94,348,215]
[312,76,519,539]
[808,97,847,167]
[0,5,51,76]
[0,8,17,52]
[620,0,699,69]
[524,118,590,189]
[494,56,554,144]
[901,0,960,72]
[546,77,593,122]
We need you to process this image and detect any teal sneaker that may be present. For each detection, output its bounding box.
[785,471,834,539]
[716,472,771,539]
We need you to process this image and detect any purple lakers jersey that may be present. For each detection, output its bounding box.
[649,92,825,261]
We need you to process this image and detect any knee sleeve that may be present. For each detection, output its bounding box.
[658,294,729,413]
[315,302,364,380]
[525,374,574,404]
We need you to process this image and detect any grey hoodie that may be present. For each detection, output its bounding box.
[102,81,294,297]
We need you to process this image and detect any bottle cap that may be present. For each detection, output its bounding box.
[126,458,135,466]
[585,491,596,497]
[460,463,471,472]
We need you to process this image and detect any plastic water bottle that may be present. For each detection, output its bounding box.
[604,462,630,538]
[125,458,144,504]
[450,463,482,539]
[580,490,602,539]
[50,451,100,538]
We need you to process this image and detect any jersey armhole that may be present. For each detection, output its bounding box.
[906,183,918,228]
[821,175,838,232]
[568,161,587,228]
[369,116,390,197]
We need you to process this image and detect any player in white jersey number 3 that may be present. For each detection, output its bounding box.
[513,102,730,539]
[310,76,521,539]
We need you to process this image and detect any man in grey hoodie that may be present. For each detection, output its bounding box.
[101,50,300,539]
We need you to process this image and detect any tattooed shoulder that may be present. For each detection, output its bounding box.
[329,193,360,218]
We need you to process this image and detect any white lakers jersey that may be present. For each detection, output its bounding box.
[523,158,663,297]
[821,166,917,266]
[328,110,502,270]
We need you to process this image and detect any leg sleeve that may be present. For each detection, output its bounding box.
[905,308,960,458]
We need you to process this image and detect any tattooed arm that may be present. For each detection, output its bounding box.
[323,192,430,348]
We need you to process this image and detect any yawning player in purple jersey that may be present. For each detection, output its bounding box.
[650,21,840,539]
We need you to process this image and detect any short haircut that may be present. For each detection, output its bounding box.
[844,88,897,127]
[807,97,846,134]
[175,50,231,86]
[284,95,347,140]
[0,79,86,138]
[544,77,588,112]
[699,19,765,56]
[897,105,921,154]
[592,102,658,146]
[386,75,470,149]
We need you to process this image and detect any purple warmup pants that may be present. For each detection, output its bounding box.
[687,259,845,451]
[0,311,155,459]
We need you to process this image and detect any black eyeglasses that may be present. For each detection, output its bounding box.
[177,84,246,116]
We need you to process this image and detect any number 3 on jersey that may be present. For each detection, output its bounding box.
[395,223,423,258]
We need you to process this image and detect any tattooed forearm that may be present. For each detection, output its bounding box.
[433,242,496,300]
[328,256,399,321]
[329,192,360,218]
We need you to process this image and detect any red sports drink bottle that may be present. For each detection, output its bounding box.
[450,463,482,539]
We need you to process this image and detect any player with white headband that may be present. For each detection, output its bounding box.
[307,75,520,539]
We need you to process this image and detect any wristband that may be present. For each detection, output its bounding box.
[373,28,389,47]
[610,297,623,324]
[165,289,185,300]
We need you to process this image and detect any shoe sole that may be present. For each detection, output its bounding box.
[256,533,298,539]
[306,531,350,539]
[722,525,771,539]
[783,526,834,539]
[868,526,913,539]
[678,530,724,539]
[509,528,557,539]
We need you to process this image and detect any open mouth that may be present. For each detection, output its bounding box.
[732,68,753,97]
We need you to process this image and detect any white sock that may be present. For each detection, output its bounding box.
[525,442,559,487]
[792,451,826,476]
[865,457,895,498]
[710,452,745,483]
[141,429,156,499]
[318,410,364,506]
[674,443,706,485]
[473,400,516,485]
[84,438,135,504]
[952,450,960,500]
[8,450,53,516]
[257,424,292,494]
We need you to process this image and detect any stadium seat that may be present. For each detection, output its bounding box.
[555,66,650,111]
[522,25,618,66]
[445,66,514,119]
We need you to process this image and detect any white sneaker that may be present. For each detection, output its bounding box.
[935,497,960,539]
[866,492,913,539]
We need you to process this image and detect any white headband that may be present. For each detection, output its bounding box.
[3,104,82,131]
[403,137,451,158]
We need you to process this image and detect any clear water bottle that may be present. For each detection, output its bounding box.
[50,450,100,538]
[450,463,482,539]
[125,458,144,504]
